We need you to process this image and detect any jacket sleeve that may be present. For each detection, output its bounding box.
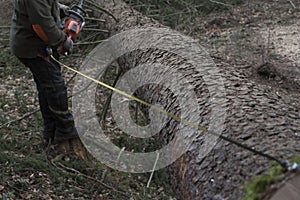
[25,0,65,46]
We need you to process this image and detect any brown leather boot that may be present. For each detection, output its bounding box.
[57,139,71,155]
[69,138,86,160]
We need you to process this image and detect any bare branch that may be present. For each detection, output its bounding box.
[209,0,233,8]
[52,161,129,197]
[288,0,296,8]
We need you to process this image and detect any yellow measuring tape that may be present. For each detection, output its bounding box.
[50,55,298,169]
[50,54,207,133]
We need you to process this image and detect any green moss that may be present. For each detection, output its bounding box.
[290,156,300,164]
[243,157,300,200]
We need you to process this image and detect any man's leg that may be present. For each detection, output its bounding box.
[19,56,78,142]
[32,75,56,142]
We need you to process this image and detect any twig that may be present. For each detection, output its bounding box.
[266,28,271,63]
[84,24,101,28]
[65,69,78,87]
[209,0,233,8]
[82,28,109,33]
[74,40,103,46]
[79,31,102,42]
[147,150,160,188]
[116,147,126,166]
[288,0,296,8]
[148,9,194,18]
[85,0,118,22]
[53,161,129,197]
[86,17,106,23]
[100,67,123,123]
[0,109,39,129]
[130,4,156,9]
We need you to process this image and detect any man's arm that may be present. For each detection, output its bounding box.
[25,0,65,46]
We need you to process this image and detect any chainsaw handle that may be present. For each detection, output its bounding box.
[61,35,73,56]
[71,5,87,16]
[67,10,85,24]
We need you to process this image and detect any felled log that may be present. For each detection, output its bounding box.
[90,0,300,199]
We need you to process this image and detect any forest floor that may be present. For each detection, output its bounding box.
[191,1,300,100]
[0,0,300,199]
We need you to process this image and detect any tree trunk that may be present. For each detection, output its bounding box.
[91,0,300,199]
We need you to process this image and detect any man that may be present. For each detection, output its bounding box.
[9,0,83,156]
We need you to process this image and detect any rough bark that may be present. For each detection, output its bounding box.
[92,1,300,199]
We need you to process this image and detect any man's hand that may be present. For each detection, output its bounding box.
[63,37,73,55]
[58,2,69,18]
[58,3,69,12]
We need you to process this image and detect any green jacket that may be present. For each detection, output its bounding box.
[10,0,66,58]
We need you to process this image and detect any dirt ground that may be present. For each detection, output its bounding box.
[0,0,299,199]
[196,0,300,96]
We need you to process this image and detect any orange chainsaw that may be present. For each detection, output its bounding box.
[61,0,87,55]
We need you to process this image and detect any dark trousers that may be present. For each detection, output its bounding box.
[18,52,78,142]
